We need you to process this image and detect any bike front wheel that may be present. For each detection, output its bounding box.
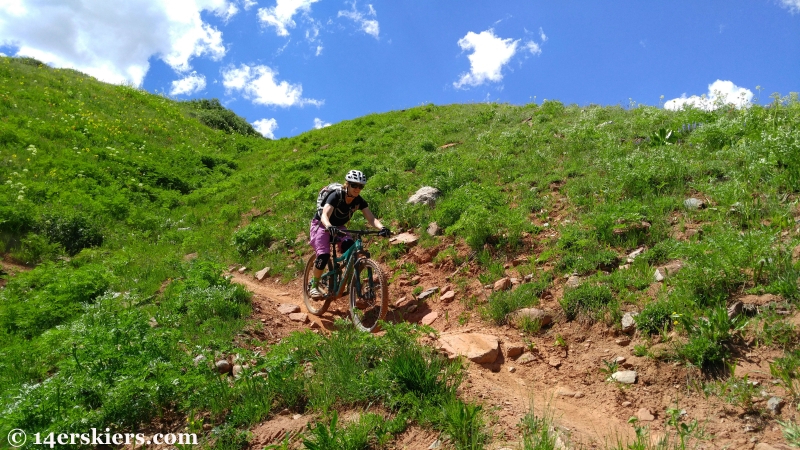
[302,254,333,316]
[349,258,388,332]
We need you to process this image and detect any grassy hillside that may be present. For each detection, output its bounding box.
[2,54,800,448]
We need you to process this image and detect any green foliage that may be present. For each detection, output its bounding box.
[37,212,103,255]
[560,283,614,322]
[183,99,259,137]
[636,300,674,335]
[231,220,275,256]
[674,307,745,371]
[441,399,488,450]
[483,275,551,325]
[519,405,557,450]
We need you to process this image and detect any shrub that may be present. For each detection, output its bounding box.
[675,306,744,371]
[232,220,276,255]
[10,233,64,265]
[636,300,674,335]
[37,213,103,256]
[184,98,259,137]
[483,277,551,325]
[560,284,614,322]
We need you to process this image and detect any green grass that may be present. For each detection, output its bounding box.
[2,55,800,446]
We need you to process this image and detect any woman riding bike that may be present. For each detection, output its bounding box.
[308,170,390,299]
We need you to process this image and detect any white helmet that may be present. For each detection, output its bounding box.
[345,169,367,184]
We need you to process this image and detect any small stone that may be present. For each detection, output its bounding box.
[407,304,418,313]
[548,357,562,368]
[524,274,533,282]
[684,197,706,210]
[289,313,309,323]
[440,291,456,303]
[278,304,300,315]
[615,337,631,346]
[420,311,439,325]
[411,275,422,283]
[636,408,655,421]
[628,247,645,259]
[418,287,440,300]
[654,269,665,282]
[278,408,290,416]
[611,370,637,384]
[728,301,743,320]
[574,392,585,398]
[767,396,785,414]
[566,275,581,288]
[508,366,516,373]
[428,439,442,450]
[408,186,442,207]
[494,277,512,291]
[255,267,270,281]
[621,312,638,333]
[148,317,158,328]
[505,343,525,358]
[232,364,243,377]
[427,222,442,236]
[516,353,537,365]
[614,356,626,364]
[310,321,320,329]
[439,333,500,363]
[556,387,576,397]
[215,359,232,374]
[621,401,632,407]
[193,354,206,366]
[292,414,302,420]
[238,266,247,273]
[395,296,409,307]
[514,308,554,327]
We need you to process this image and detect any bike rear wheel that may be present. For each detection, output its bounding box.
[349,258,388,332]
[302,255,333,315]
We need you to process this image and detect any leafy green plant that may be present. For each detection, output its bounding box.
[560,283,615,322]
[600,359,619,377]
[483,276,551,325]
[231,220,275,256]
[770,350,800,401]
[636,300,674,335]
[674,307,746,371]
[518,404,557,450]
[441,399,488,450]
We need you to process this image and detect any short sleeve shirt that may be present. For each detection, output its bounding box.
[314,189,368,226]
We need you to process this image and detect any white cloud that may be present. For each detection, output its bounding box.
[0,0,233,86]
[243,0,258,10]
[525,41,541,56]
[314,118,331,129]
[779,0,800,13]
[253,118,278,139]
[338,2,379,39]
[454,29,519,89]
[170,72,206,96]
[539,27,547,42]
[258,0,319,36]
[222,63,322,107]
[664,80,753,111]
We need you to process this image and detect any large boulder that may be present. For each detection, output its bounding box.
[407,187,442,207]
[439,333,500,364]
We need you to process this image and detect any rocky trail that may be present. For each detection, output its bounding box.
[227,243,798,450]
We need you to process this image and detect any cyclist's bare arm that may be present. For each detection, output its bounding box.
[361,207,384,229]
[320,204,334,229]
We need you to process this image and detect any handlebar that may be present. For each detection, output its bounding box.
[329,229,389,237]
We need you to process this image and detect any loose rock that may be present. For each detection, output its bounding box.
[439,333,500,363]
[654,269,665,282]
[513,308,554,327]
[516,353,537,364]
[611,370,637,384]
[566,275,581,288]
[418,287,440,301]
[278,304,300,315]
[407,186,442,207]
[420,311,438,326]
[494,277,512,291]
[767,396,785,414]
[505,343,526,358]
[193,354,206,366]
[556,387,576,397]
[621,312,638,333]
[548,357,562,368]
[684,197,706,210]
[289,313,309,323]
[255,267,271,281]
[636,408,655,421]
[390,232,419,246]
[440,291,456,303]
[216,359,232,374]
[427,222,442,236]
[237,266,247,273]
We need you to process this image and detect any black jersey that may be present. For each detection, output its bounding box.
[313,189,368,226]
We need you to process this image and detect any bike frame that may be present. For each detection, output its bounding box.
[320,231,373,298]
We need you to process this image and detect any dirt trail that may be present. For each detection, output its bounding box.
[230,259,795,450]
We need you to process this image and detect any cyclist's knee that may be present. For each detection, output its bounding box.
[314,253,330,269]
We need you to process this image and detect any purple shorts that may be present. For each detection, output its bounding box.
[309,219,352,256]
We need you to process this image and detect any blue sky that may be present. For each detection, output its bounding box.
[1,1,799,138]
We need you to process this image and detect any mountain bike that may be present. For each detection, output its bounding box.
[302,229,389,332]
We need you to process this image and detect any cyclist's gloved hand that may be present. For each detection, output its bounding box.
[378,227,391,237]
[327,226,340,236]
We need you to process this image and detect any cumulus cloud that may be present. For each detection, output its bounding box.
[222,63,321,107]
[314,118,331,129]
[253,118,278,139]
[0,0,233,86]
[664,80,753,111]
[338,2,379,39]
[258,0,320,36]
[454,29,519,89]
[779,0,800,13]
[170,72,206,96]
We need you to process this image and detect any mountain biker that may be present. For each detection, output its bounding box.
[308,170,390,298]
